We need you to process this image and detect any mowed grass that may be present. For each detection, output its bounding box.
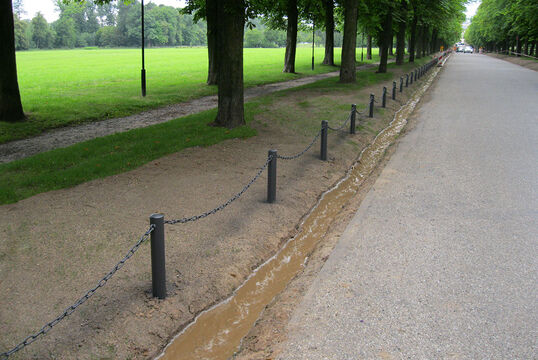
[3,47,383,143]
[0,57,428,205]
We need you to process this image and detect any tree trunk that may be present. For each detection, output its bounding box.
[339,0,358,82]
[421,26,428,57]
[516,36,522,56]
[283,0,298,73]
[408,13,417,62]
[377,9,393,73]
[395,0,407,65]
[206,0,217,85]
[430,28,438,54]
[0,0,25,122]
[389,36,394,55]
[213,0,245,128]
[322,0,335,66]
[524,40,529,55]
[366,34,372,59]
[530,42,536,57]
[415,26,422,59]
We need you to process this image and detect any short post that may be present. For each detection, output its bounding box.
[405,74,409,87]
[267,150,277,203]
[150,214,166,299]
[392,81,396,100]
[382,87,387,108]
[399,77,403,92]
[410,71,413,84]
[320,121,328,161]
[369,94,374,118]
[350,104,356,134]
[414,70,417,81]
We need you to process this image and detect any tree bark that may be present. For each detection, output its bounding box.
[366,34,372,60]
[415,26,422,59]
[339,0,358,82]
[389,36,394,55]
[408,13,417,62]
[283,0,298,73]
[213,0,245,128]
[430,28,437,54]
[322,0,335,66]
[0,0,25,122]
[395,0,407,65]
[206,0,218,85]
[421,26,428,57]
[377,9,393,73]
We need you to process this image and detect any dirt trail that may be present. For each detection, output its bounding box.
[0,65,377,164]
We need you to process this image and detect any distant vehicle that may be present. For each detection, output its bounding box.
[464,46,473,53]
[457,45,465,52]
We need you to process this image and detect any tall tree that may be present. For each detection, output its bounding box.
[322,0,335,66]
[31,13,54,49]
[377,6,393,73]
[395,0,407,65]
[1,0,25,122]
[283,0,298,72]
[339,0,358,82]
[206,0,218,84]
[213,0,245,127]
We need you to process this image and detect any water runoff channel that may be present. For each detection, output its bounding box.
[155,67,441,360]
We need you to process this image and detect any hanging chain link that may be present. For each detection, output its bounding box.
[165,156,273,224]
[0,225,155,359]
[327,112,352,132]
[276,130,322,160]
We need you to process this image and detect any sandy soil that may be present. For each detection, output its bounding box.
[0,65,379,164]
[486,53,538,71]
[0,63,428,360]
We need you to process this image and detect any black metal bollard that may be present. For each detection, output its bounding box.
[320,121,328,161]
[382,87,387,108]
[350,104,356,134]
[405,74,409,87]
[392,81,396,100]
[267,150,277,203]
[414,69,417,81]
[400,77,403,92]
[150,214,166,299]
[410,72,413,85]
[369,94,374,118]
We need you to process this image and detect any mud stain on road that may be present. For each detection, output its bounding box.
[155,69,440,360]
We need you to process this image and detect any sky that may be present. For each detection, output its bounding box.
[19,0,481,24]
[19,0,187,22]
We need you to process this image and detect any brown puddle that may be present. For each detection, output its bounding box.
[156,68,440,360]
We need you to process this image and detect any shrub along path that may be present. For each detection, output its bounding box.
[0,64,378,164]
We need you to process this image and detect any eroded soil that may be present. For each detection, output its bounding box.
[0,63,429,360]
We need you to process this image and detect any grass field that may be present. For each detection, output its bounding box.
[3,47,384,143]
[0,58,429,205]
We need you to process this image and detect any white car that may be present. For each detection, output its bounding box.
[464,46,473,53]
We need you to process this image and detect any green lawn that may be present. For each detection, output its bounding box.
[0,58,429,205]
[3,47,384,143]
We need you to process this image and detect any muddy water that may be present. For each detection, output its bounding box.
[156,69,439,360]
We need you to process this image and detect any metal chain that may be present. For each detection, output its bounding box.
[0,225,155,359]
[165,156,272,224]
[276,130,322,160]
[327,112,352,132]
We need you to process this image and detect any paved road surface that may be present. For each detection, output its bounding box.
[278,54,538,358]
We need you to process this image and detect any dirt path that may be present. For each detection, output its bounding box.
[0,64,378,164]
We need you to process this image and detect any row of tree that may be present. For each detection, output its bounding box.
[13,1,206,50]
[1,0,465,128]
[464,0,538,56]
[12,1,342,51]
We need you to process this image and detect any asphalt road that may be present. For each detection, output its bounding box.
[277,54,538,359]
